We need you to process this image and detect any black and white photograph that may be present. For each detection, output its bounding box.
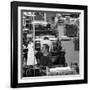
[21,11,80,77]
[11,1,87,88]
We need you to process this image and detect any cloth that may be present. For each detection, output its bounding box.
[39,55,52,68]
[56,19,65,39]
[27,42,37,65]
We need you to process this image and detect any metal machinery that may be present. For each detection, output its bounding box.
[22,13,78,77]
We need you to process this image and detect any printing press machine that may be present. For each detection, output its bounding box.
[22,20,78,77]
[22,64,76,77]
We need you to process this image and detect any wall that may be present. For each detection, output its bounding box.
[0,0,89,90]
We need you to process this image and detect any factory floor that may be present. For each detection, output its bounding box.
[61,39,79,66]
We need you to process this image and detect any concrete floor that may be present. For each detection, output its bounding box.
[61,39,79,66]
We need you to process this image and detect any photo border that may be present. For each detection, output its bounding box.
[11,1,88,88]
